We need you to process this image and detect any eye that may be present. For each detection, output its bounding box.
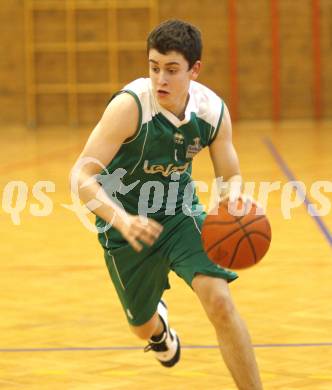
[151,67,159,73]
[168,69,177,74]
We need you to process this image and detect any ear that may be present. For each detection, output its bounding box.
[190,61,202,80]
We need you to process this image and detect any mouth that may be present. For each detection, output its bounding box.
[156,89,169,97]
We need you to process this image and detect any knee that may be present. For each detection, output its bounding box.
[204,292,236,328]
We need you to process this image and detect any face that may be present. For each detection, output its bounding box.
[148,49,201,116]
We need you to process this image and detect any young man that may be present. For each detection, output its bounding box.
[73,19,262,389]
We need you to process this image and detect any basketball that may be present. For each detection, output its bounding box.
[202,197,271,270]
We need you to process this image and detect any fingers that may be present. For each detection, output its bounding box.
[125,217,163,252]
[220,180,242,203]
[219,192,264,217]
[144,217,164,238]
[227,194,258,216]
[127,236,143,252]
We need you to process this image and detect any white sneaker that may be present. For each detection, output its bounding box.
[144,300,181,367]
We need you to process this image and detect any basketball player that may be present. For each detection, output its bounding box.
[73,20,262,389]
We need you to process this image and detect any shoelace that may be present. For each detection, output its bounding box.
[144,331,167,353]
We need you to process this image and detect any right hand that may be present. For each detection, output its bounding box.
[118,214,164,252]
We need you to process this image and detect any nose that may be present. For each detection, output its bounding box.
[157,71,168,86]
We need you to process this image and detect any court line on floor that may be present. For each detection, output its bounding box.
[263,137,332,247]
[0,342,331,353]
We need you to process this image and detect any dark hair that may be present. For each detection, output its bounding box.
[147,19,202,69]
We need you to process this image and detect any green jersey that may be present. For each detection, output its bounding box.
[96,77,224,248]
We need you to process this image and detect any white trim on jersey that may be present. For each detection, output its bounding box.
[108,252,126,291]
[121,78,223,131]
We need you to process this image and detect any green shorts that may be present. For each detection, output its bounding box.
[100,212,238,326]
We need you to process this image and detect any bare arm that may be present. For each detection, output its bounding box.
[71,92,163,251]
[209,103,242,201]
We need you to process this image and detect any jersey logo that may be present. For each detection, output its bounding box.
[144,160,189,177]
[174,132,184,144]
[186,137,202,158]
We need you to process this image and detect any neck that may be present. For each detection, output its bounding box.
[167,93,190,120]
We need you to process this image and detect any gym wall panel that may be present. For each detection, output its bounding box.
[0,0,331,126]
[159,0,230,106]
[0,0,25,124]
[279,0,314,119]
[236,0,272,120]
[320,0,332,117]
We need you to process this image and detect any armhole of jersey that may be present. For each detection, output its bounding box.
[110,89,143,144]
[209,99,224,146]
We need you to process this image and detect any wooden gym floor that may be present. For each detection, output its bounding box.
[0,121,331,389]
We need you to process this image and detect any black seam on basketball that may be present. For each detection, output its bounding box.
[238,219,257,262]
[239,231,271,241]
[205,215,266,253]
[203,213,264,227]
[228,234,249,268]
[211,203,245,223]
[204,203,247,226]
[206,231,271,254]
[220,202,248,222]
[204,219,244,226]
[227,231,270,268]
[229,231,271,268]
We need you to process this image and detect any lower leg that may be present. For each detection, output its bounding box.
[130,300,181,368]
[130,311,165,340]
[193,275,262,390]
[214,310,262,390]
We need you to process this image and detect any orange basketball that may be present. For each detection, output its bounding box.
[201,198,271,270]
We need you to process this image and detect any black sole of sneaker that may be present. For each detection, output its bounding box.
[159,335,181,368]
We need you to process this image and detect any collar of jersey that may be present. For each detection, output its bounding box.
[152,82,195,128]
